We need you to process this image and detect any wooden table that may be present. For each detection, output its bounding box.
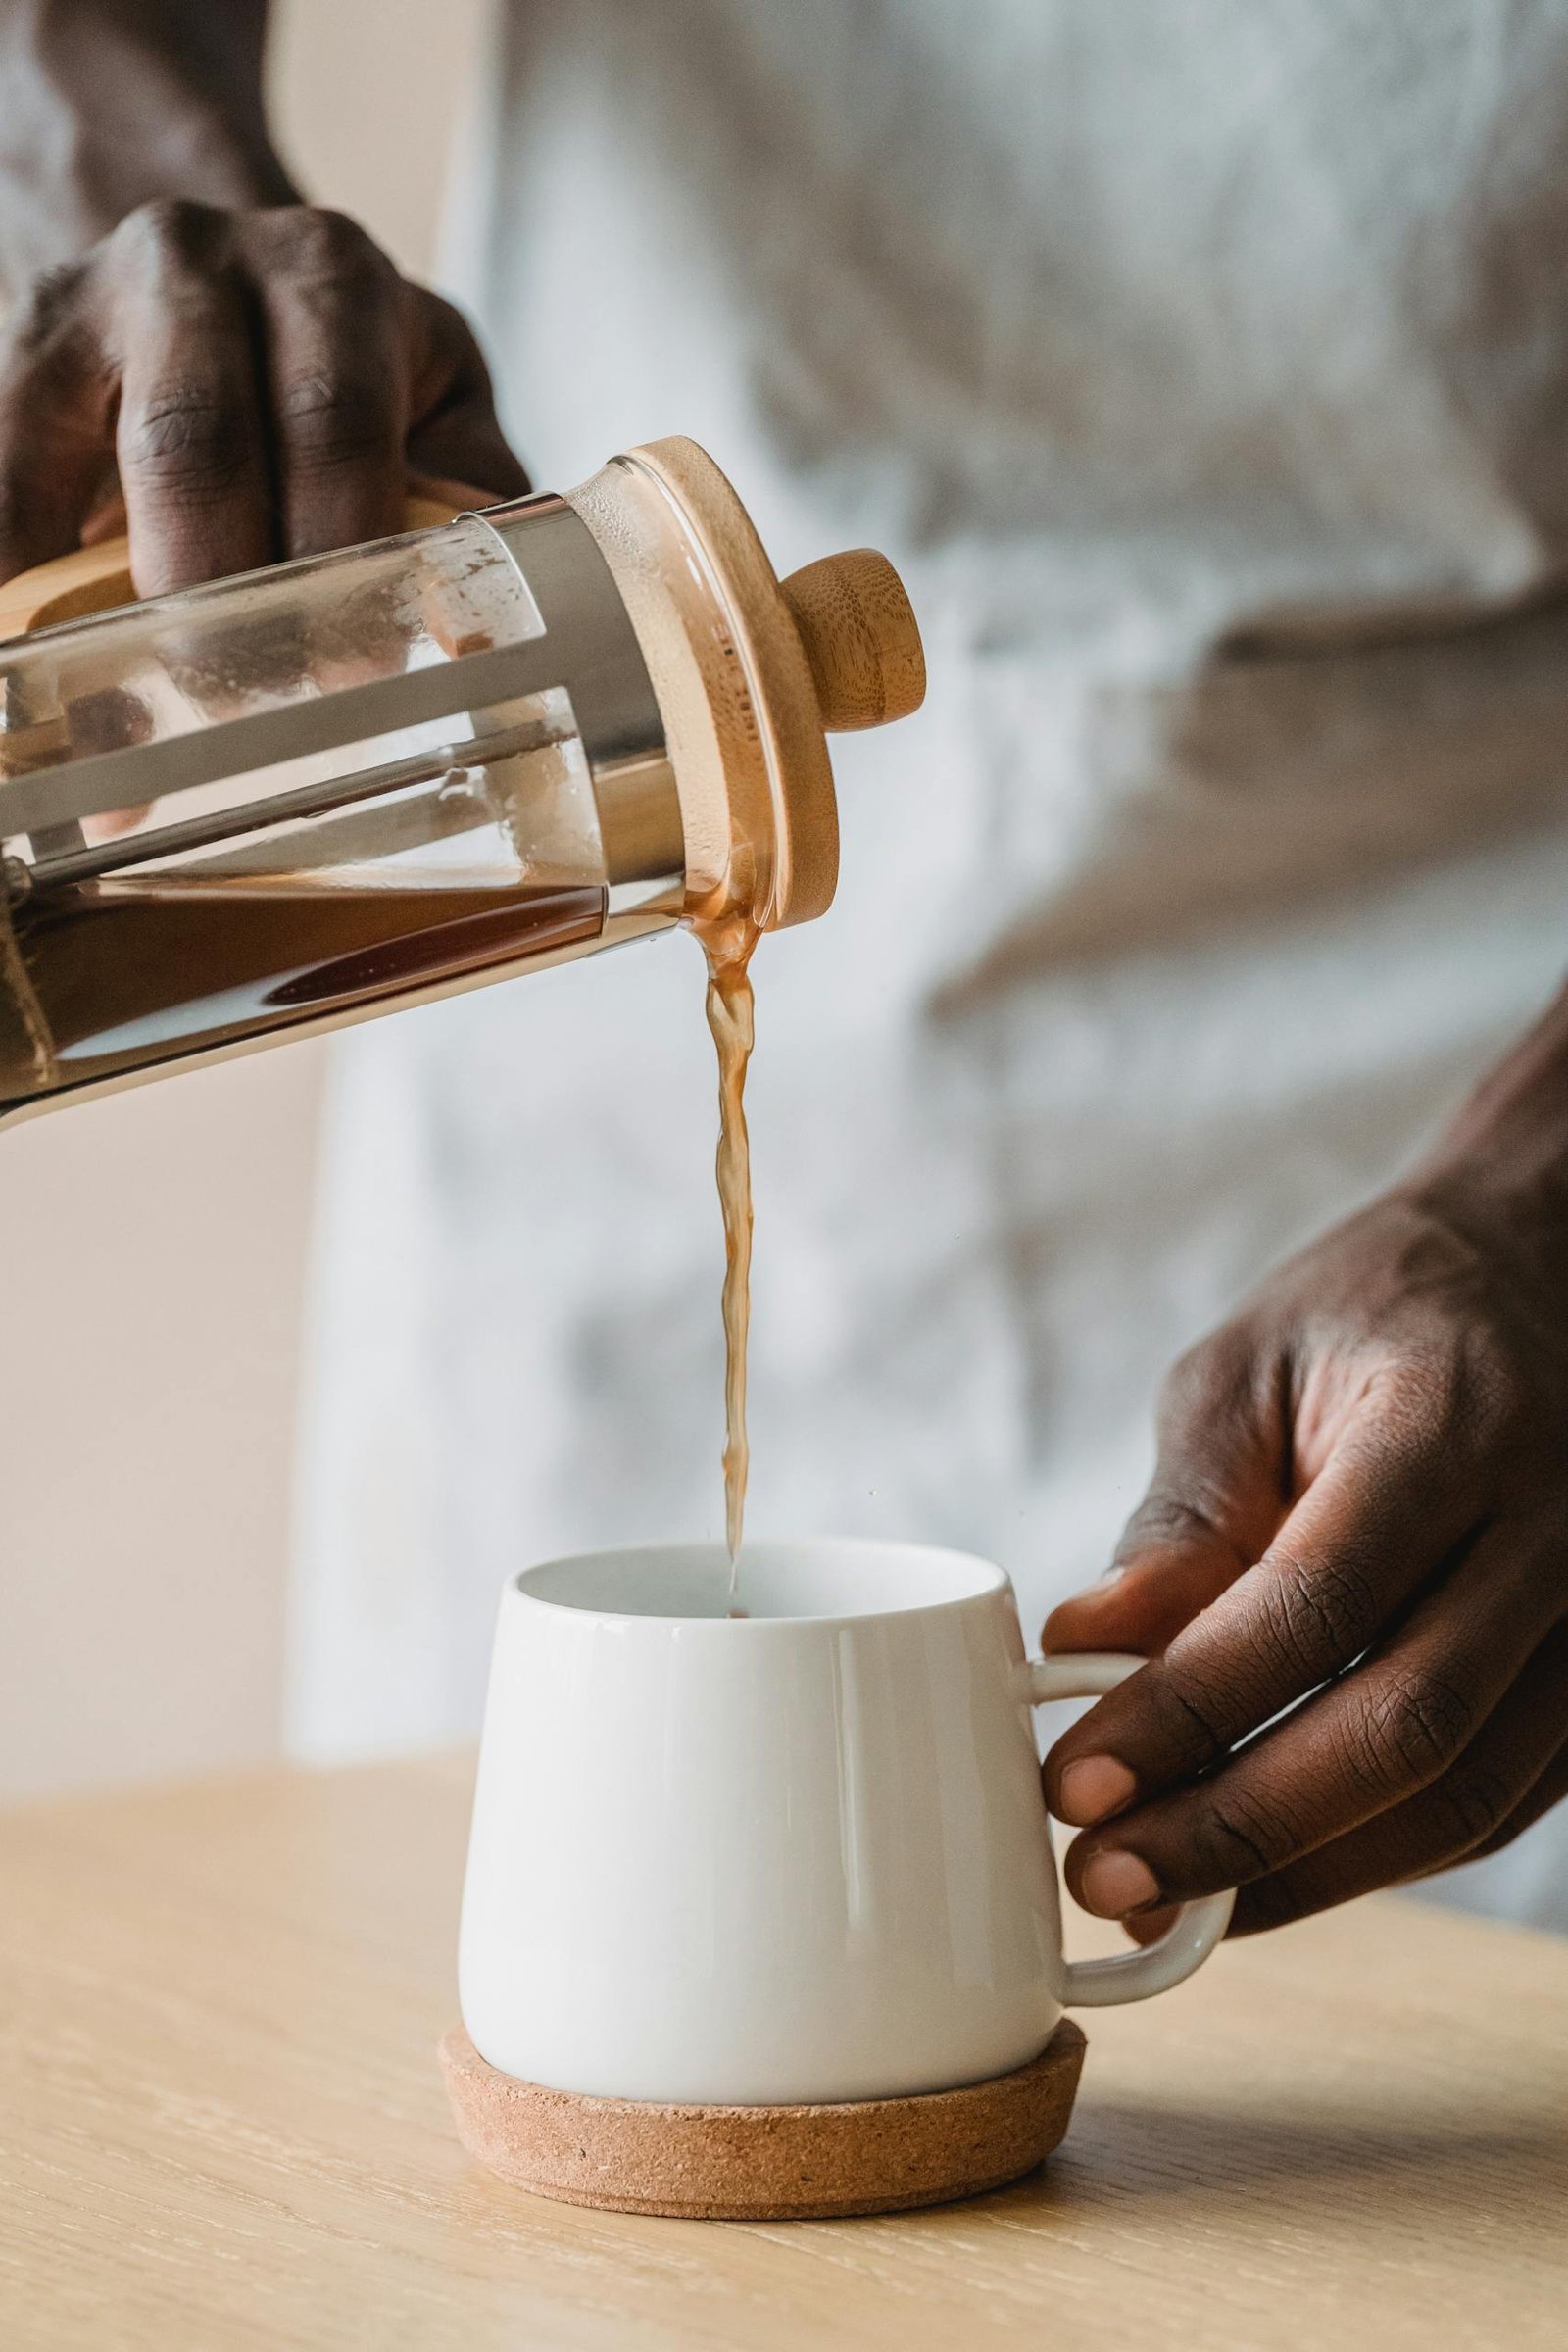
[3,1758,1566,2350]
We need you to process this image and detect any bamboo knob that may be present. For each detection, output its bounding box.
[780,549,925,733]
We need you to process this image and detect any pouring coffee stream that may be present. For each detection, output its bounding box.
[0,439,924,1584]
[699,912,760,1596]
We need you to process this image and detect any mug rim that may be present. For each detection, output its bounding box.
[507,1535,1012,1630]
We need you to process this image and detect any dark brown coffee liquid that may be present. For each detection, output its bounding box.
[699,915,760,1601]
[0,870,606,1108]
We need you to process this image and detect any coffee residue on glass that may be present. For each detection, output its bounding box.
[698,911,760,1609]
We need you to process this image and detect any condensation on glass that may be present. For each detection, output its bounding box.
[0,498,684,1120]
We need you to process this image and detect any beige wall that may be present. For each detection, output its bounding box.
[0,0,487,1799]
[270,0,490,280]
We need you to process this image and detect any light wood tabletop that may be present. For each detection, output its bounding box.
[3,1756,1566,2350]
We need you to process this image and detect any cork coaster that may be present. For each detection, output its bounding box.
[439,2018,1087,2220]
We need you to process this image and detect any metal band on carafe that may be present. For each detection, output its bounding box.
[476,497,683,918]
[0,503,684,922]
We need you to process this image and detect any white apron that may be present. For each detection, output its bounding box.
[291,0,1568,1927]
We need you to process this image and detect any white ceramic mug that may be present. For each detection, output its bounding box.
[459,1539,1235,2105]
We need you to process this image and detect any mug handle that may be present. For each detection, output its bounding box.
[1025,1652,1235,2008]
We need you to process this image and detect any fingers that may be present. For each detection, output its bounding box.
[1043,1516,1249,1661]
[1044,1372,1493,1832]
[1457,1731,1568,1861]
[0,262,122,579]
[0,203,527,604]
[1228,1623,1568,1932]
[1043,1332,1287,1661]
[1059,1517,1561,1919]
[403,289,529,500]
[244,209,409,556]
[111,203,274,596]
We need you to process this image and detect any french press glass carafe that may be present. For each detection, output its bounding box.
[0,437,924,1125]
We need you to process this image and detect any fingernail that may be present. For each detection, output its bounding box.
[1079,1850,1161,1918]
[1057,1754,1139,1826]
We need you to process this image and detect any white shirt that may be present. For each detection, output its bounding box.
[292,0,1568,1927]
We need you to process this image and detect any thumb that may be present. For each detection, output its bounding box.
[1043,1331,1286,1658]
[1043,1507,1247,1657]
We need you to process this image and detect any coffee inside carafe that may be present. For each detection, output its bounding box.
[3,869,606,1103]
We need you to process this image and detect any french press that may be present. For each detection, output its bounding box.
[0,437,924,1126]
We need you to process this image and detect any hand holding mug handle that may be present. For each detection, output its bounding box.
[1027,1653,1235,2006]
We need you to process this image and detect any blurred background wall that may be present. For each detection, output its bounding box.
[0,0,489,1798]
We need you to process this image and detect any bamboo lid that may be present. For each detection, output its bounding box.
[781,546,926,732]
[568,437,925,931]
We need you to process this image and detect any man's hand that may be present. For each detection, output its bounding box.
[0,200,526,596]
[1042,982,1568,1935]
[0,4,526,596]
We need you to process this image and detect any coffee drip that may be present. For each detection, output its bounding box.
[698,914,760,1596]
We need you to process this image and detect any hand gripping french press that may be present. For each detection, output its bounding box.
[0,438,924,1124]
